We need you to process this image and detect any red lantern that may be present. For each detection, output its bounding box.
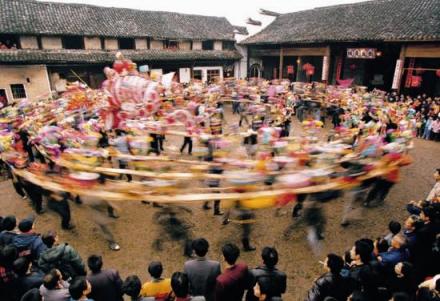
[302,63,313,71]
[287,65,294,74]
[436,69,440,78]
[410,75,422,88]
[306,68,315,76]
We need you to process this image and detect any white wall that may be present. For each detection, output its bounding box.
[235,45,248,79]
[41,37,62,49]
[20,36,39,49]
[84,37,101,50]
[192,41,202,50]
[193,66,223,83]
[0,65,51,103]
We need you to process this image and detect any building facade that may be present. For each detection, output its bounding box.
[0,0,245,104]
[242,0,440,96]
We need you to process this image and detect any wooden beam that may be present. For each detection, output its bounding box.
[406,44,440,58]
[250,47,327,57]
[279,47,284,79]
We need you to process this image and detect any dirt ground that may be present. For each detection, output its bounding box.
[1,106,439,301]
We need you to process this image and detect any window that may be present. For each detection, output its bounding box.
[62,36,84,49]
[222,41,235,50]
[207,69,220,83]
[100,37,105,50]
[164,40,179,50]
[193,70,202,81]
[37,36,43,49]
[10,84,26,99]
[202,40,214,50]
[118,38,135,50]
[0,34,20,49]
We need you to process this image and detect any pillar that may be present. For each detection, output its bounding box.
[279,47,284,79]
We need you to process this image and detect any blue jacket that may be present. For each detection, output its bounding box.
[379,248,409,267]
[12,233,47,262]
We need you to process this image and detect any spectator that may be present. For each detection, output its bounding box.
[417,276,440,301]
[69,276,93,301]
[403,215,423,258]
[183,238,220,301]
[215,243,251,301]
[12,217,47,265]
[0,244,18,300]
[141,261,171,300]
[39,269,70,301]
[385,221,402,245]
[247,247,286,301]
[86,254,123,301]
[20,288,43,301]
[169,272,205,301]
[349,240,372,291]
[388,262,417,297]
[38,231,86,280]
[122,275,153,301]
[414,206,440,281]
[378,235,409,269]
[426,168,440,202]
[0,215,17,246]
[13,257,44,299]
[305,253,351,301]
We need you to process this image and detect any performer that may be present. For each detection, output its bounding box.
[153,205,193,257]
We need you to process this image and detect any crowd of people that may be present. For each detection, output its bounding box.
[0,165,439,301]
[0,218,288,301]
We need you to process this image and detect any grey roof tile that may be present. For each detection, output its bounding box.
[0,0,235,40]
[242,0,440,44]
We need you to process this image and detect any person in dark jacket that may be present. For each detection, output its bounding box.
[38,231,85,280]
[86,254,123,301]
[0,215,17,246]
[388,262,417,297]
[215,243,252,301]
[414,206,440,281]
[13,257,44,299]
[246,247,286,301]
[305,253,351,301]
[12,217,47,265]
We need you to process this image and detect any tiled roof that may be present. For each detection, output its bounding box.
[0,49,242,64]
[0,0,236,41]
[242,0,440,45]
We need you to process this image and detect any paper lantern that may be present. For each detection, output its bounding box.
[436,69,440,78]
[302,63,313,71]
[410,75,422,88]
